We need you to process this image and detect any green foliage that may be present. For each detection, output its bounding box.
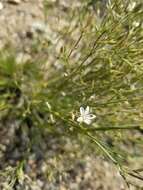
[0,0,143,187]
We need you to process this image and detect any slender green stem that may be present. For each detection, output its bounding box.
[86,132,118,164]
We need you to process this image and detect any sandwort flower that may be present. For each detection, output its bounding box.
[77,106,96,125]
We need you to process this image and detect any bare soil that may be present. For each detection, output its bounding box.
[0,1,142,189]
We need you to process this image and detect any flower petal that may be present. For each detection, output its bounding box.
[88,114,96,119]
[84,118,92,125]
[80,107,85,115]
[85,106,90,115]
[77,116,83,123]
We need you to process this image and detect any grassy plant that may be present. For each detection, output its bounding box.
[0,0,143,188]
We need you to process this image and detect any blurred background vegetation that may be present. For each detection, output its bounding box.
[0,0,143,189]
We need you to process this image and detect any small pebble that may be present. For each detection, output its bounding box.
[8,0,21,5]
[16,53,31,64]
[0,2,3,10]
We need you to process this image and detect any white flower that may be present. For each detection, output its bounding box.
[77,106,96,125]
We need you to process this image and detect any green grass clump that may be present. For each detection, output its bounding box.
[0,0,143,188]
